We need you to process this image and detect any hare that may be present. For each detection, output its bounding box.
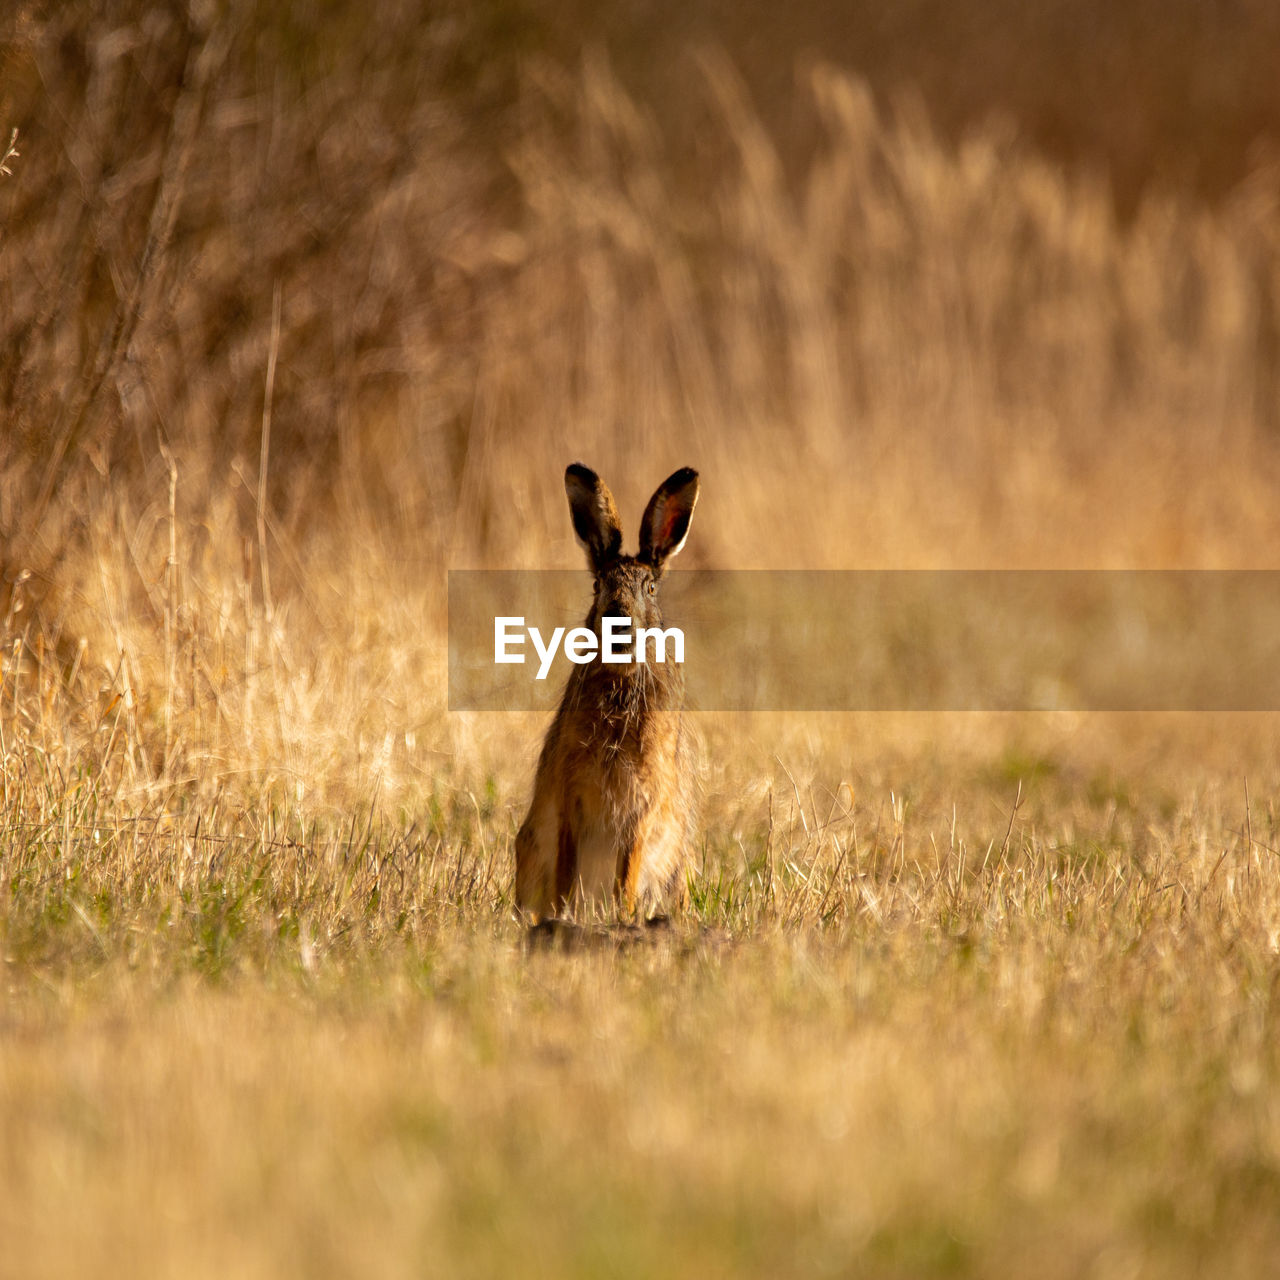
[514,463,700,922]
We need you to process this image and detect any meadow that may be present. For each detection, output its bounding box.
[5,2,1280,1275]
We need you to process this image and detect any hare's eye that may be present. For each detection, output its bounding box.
[646,580,657,596]
[592,577,601,593]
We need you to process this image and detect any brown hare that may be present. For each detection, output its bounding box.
[515,463,700,922]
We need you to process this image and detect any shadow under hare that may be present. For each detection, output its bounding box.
[515,463,700,923]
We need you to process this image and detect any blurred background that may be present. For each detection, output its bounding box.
[4,0,1280,798]
[9,16,1280,1275]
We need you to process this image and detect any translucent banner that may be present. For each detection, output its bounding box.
[448,570,1280,711]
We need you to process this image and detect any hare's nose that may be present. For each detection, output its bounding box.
[600,600,638,623]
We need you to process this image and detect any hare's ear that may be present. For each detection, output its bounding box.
[565,463,623,571]
[639,467,699,573]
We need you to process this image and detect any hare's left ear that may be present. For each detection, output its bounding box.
[565,463,624,572]
[639,467,699,573]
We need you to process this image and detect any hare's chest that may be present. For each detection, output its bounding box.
[574,748,648,826]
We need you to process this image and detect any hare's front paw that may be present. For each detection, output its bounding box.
[524,917,586,952]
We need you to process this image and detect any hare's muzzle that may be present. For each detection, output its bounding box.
[599,601,641,627]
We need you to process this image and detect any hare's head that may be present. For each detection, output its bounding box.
[564,463,699,631]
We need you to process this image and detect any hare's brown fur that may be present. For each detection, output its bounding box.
[515,465,699,920]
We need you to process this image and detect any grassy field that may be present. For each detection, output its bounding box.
[6,2,1280,1276]
[5,713,1280,1278]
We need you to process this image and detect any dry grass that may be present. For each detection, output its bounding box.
[5,726,1280,1278]
[6,2,1280,1276]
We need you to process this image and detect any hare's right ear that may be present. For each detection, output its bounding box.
[639,467,699,573]
[565,464,623,571]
